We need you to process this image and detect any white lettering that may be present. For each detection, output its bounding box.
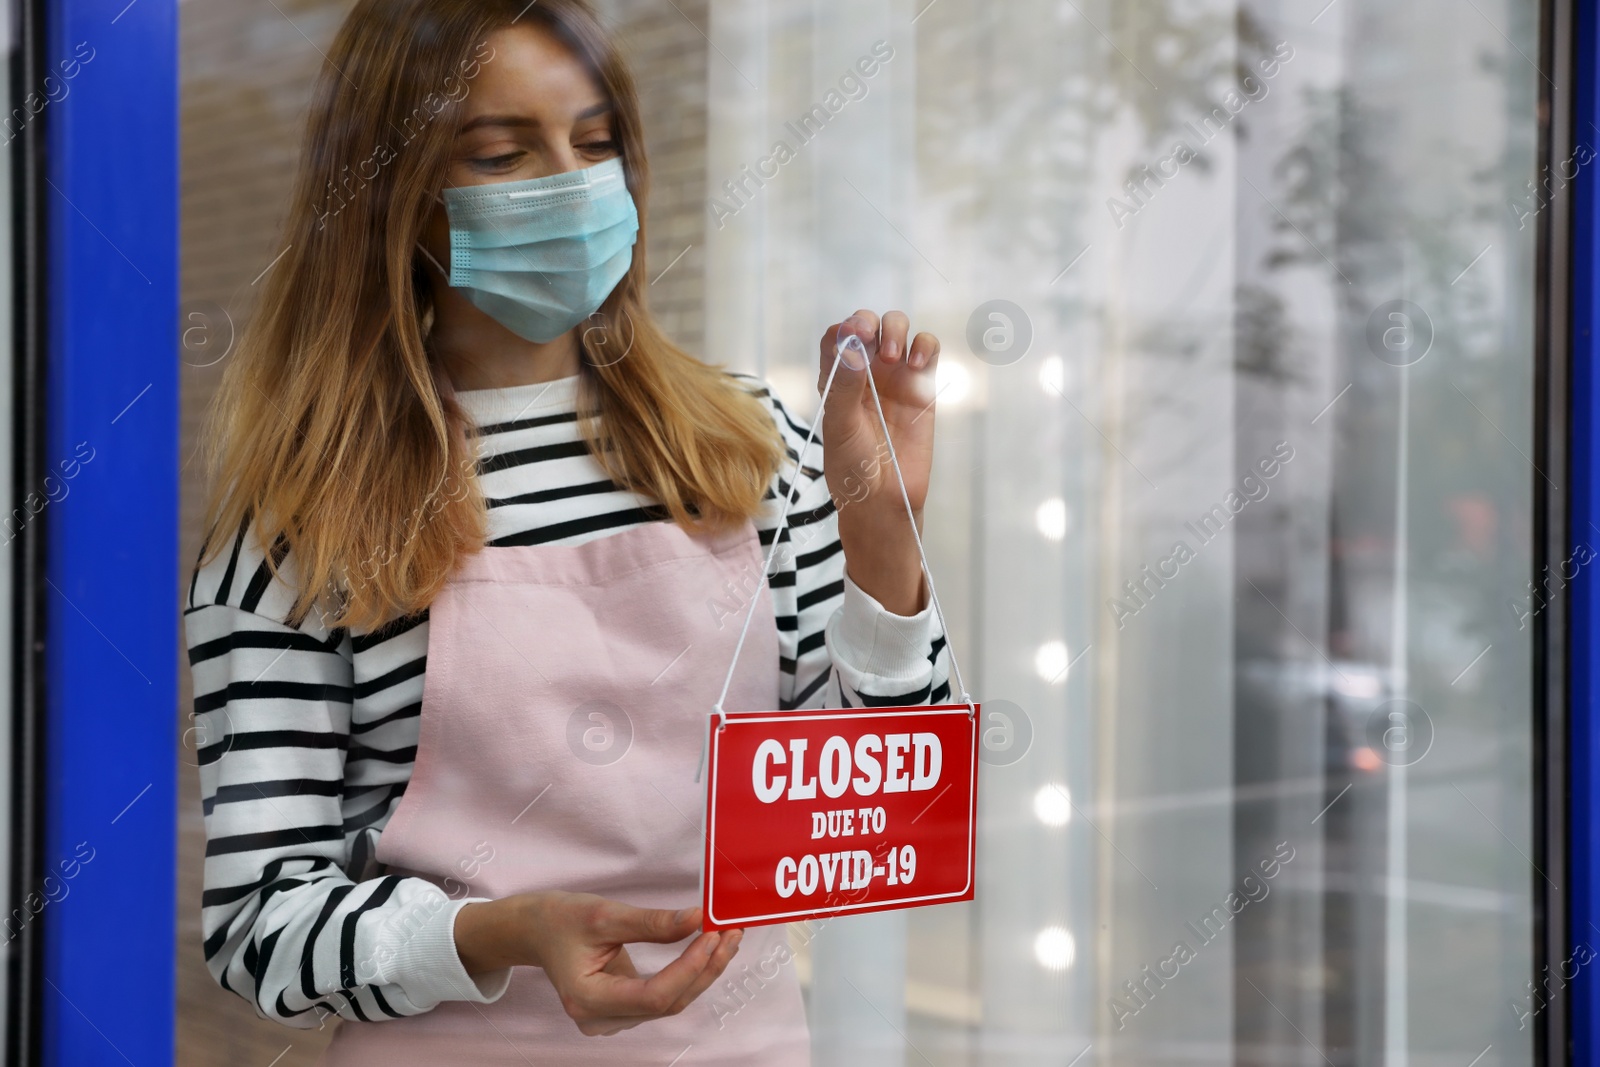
[850,850,872,889]
[787,739,817,800]
[853,735,883,795]
[819,737,851,798]
[821,852,840,892]
[884,734,911,793]
[751,733,946,803]
[797,854,819,895]
[911,732,942,791]
[753,739,786,803]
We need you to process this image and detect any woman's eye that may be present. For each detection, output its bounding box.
[471,152,523,170]
[577,141,618,156]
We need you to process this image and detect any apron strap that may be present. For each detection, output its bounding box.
[712,332,977,727]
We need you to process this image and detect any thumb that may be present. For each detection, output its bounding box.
[821,328,872,409]
[596,904,701,945]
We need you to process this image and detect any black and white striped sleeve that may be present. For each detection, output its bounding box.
[735,374,952,711]
[183,518,511,1028]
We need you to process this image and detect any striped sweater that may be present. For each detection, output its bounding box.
[183,371,950,1027]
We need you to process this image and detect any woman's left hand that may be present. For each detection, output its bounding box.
[816,310,941,617]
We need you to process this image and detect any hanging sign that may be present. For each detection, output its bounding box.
[701,702,978,930]
[700,331,981,931]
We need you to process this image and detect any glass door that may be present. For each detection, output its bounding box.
[704,0,1546,1063]
[175,0,1556,1063]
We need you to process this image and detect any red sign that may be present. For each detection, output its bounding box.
[700,703,978,930]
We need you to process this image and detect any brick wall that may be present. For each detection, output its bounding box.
[177,3,709,1061]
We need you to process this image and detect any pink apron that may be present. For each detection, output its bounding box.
[320,518,811,1066]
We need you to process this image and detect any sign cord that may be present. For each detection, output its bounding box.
[710,334,977,730]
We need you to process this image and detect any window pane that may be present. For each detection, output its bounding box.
[703,0,1540,1064]
[176,1,1543,1063]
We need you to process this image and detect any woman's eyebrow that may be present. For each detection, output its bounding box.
[458,102,613,136]
[459,114,538,135]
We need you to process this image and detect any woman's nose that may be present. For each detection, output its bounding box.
[542,140,586,178]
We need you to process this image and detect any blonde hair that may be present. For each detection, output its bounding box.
[197,0,783,632]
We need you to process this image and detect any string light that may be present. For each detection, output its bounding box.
[1034,641,1069,683]
[935,359,972,407]
[1038,353,1067,396]
[1034,784,1072,827]
[1036,498,1070,541]
[1034,926,1076,971]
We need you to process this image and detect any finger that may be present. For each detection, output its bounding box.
[633,926,741,1018]
[602,946,640,979]
[817,322,844,383]
[819,312,878,376]
[879,311,911,366]
[818,312,879,361]
[664,928,745,1015]
[845,309,881,356]
[591,903,701,946]
[576,1014,649,1037]
[908,331,940,372]
[580,931,724,1018]
[817,323,872,404]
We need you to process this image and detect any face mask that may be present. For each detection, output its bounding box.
[427,156,639,344]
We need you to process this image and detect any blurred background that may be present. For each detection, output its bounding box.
[174,0,1541,1064]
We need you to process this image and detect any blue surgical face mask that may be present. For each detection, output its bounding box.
[427,156,639,344]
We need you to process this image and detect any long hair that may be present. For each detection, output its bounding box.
[197,0,784,632]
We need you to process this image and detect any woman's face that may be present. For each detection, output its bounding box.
[420,23,619,267]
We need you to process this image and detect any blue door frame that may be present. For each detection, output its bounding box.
[19,0,1600,1064]
[1572,0,1600,1062]
[39,0,177,1063]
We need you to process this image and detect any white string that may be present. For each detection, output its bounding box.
[701,332,976,781]
[857,350,975,713]
[711,351,848,719]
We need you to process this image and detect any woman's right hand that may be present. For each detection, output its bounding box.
[454,890,744,1036]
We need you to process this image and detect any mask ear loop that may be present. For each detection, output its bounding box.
[694,330,977,784]
[415,241,449,279]
[416,192,452,279]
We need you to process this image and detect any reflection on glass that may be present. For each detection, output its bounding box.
[706,0,1539,1063]
[176,0,1542,1061]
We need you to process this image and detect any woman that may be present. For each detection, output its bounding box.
[184,0,949,1062]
